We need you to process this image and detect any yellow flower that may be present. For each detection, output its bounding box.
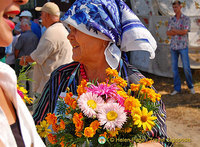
[36,120,51,138]
[84,127,95,138]
[132,107,157,131]
[124,96,141,111]
[139,78,154,87]
[23,95,33,104]
[18,86,28,94]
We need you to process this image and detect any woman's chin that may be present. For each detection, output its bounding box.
[0,35,13,47]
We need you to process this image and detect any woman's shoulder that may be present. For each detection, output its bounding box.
[122,60,146,83]
[51,61,79,77]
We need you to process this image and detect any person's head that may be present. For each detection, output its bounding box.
[35,2,60,28]
[62,0,157,69]
[21,18,31,32]
[67,25,109,64]
[19,10,32,21]
[172,0,182,14]
[14,22,21,35]
[0,0,28,47]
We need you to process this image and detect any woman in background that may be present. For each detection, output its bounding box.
[0,0,45,146]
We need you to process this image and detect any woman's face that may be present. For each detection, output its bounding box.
[67,25,107,64]
[0,0,28,47]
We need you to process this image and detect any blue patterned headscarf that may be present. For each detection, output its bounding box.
[61,0,157,69]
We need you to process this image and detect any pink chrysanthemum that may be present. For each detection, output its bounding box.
[87,83,119,101]
[77,92,104,118]
[97,103,127,131]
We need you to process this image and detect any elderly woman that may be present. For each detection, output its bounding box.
[0,0,45,146]
[33,0,171,146]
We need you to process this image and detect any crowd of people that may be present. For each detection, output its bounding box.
[0,0,196,146]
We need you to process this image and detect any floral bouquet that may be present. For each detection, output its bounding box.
[17,63,35,105]
[36,68,161,147]
[17,85,33,104]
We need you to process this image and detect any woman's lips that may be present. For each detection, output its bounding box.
[4,18,15,30]
[6,10,20,15]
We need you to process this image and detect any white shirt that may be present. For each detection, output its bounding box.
[0,62,45,147]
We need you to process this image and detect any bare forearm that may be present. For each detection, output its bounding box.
[25,55,34,62]
[19,55,34,66]
[14,49,19,58]
[166,30,176,36]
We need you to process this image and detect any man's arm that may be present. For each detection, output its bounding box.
[166,29,188,36]
[14,49,19,59]
[19,55,34,66]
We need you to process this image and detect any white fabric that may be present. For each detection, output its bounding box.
[104,42,121,69]
[0,62,45,147]
[130,0,154,16]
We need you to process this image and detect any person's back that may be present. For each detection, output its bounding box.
[15,19,39,58]
[31,22,73,94]
[15,30,38,57]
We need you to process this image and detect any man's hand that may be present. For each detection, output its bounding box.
[19,56,28,66]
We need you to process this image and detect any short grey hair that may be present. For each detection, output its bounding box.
[21,18,31,27]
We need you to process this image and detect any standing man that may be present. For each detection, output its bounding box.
[20,2,73,98]
[15,19,39,97]
[19,10,41,39]
[166,0,195,95]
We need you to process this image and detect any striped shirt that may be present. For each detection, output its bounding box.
[33,60,172,146]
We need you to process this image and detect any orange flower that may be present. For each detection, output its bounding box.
[112,77,127,88]
[71,100,77,109]
[124,96,141,111]
[64,92,77,109]
[65,108,71,115]
[90,120,100,131]
[71,144,76,147]
[52,124,59,132]
[77,79,87,97]
[75,121,84,132]
[73,112,83,124]
[130,83,140,92]
[108,128,120,137]
[47,134,57,144]
[45,113,57,125]
[60,141,65,147]
[73,113,84,133]
[99,132,107,138]
[60,119,65,130]
[139,78,154,87]
[84,127,95,138]
[124,127,132,133]
[75,132,82,138]
[106,68,118,77]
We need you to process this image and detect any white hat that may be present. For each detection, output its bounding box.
[19,10,32,17]
[35,2,60,16]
